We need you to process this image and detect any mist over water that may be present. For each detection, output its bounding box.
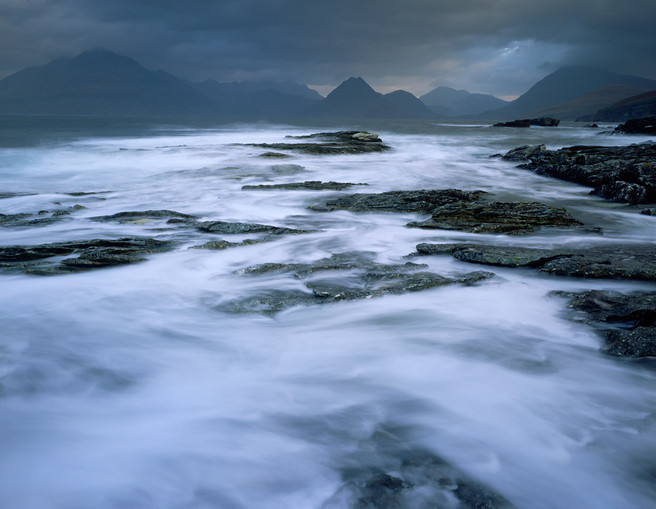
[1,118,655,508]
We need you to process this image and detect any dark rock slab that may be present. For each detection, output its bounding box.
[494,117,559,128]
[415,243,656,281]
[310,189,487,213]
[615,116,656,134]
[195,220,311,235]
[248,131,390,155]
[220,252,493,314]
[0,205,86,228]
[90,209,197,223]
[0,237,173,275]
[242,181,368,191]
[552,290,656,358]
[502,142,656,204]
[407,201,582,234]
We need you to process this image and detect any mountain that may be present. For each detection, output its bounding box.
[0,49,218,116]
[529,84,653,120]
[195,79,322,101]
[314,77,434,118]
[420,86,508,117]
[194,79,317,117]
[578,90,656,122]
[480,66,656,120]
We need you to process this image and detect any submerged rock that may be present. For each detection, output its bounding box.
[0,205,86,228]
[323,436,515,509]
[310,189,487,213]
[415,243,656,281]
[407,200,582,234]
[248,131,390,155]
[502,142,656,204]
[552,290,656,358]
[242,181,368,191]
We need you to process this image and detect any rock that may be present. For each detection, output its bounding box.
[501,142,656,204]
[195,220,311,235]
[641,208,655,216]
[0,237,173,275]
[309,189,487,213]
[407,201,582,234]
[501,144,546,162]
[415,243,656,281]
[90,209,197,223]
[552,290,656,358]
[248,131,390,155]
[323,443,515,509]
[615,116,656,134]
[259,152,292,158]
[220,252,493,314]
[242,181,368,191]
[493,117,560,128]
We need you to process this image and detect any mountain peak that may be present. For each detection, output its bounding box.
[325,76,378,101]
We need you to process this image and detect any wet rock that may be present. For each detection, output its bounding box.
[552,290,656,358]
[270,164,307,175]
[259,152,292,158]
[90,209,197,223]
[242,181,368,191]
[494,118,559,128]
[195,220,311,235]
[0,237,173,275]
[415,243,656,281]
[407,201,582,234]
[220,252,493,314]
[192,238,275,250]
[248,131,390,155]
[310,189,487,213]
[324,446,515,509]
[502,142,656,204]
[615,116,656,134]
[641,208,655,215]
[501,144,546,161]
[0,205,86,228]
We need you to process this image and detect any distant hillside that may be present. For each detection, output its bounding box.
[0,49,218,116]
[195,79,322,101]
[420,86,507,117]
[314,77,434,118]
[578,90,656,122]
[481,66,656,120]
[529,84,653,120]
[194,79,317,117]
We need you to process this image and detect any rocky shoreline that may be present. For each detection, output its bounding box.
[2,130,655,363]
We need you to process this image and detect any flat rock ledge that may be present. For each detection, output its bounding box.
[552,290,656,358]
[242,181,368,191]
[0,237,173,275]
[247,130,390,155]
[502,142,656,204]
[493,117,559,128]
[311,189,584,234]
[415,243,656,281]
[219,252,493,314]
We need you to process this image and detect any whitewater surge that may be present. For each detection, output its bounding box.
[1,120,655,509]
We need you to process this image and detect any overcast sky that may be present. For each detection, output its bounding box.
[1,0,655,99]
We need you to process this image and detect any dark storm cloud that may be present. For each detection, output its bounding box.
[2,0,655,97]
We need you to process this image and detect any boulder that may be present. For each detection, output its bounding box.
[248,131,390,155]
[615,116,656,134]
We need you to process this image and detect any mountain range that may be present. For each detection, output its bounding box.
[0,49,654,121]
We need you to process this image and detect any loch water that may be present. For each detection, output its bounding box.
[1,117,655,509]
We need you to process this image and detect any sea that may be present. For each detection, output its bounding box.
[1,115,655,509]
